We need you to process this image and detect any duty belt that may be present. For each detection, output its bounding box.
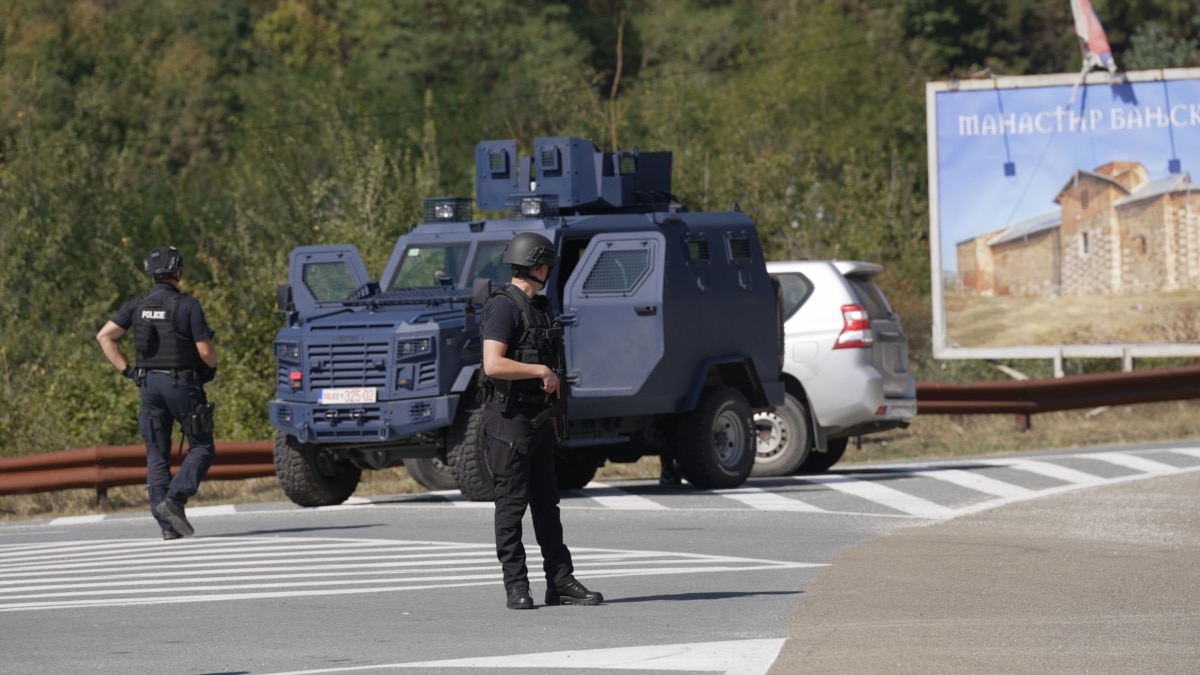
[508,391,549,406]
[144,368,197,380]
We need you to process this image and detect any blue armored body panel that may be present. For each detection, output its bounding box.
[268,137,784,505]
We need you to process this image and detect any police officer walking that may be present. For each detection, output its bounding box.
[96,246,218,540]
[479,232,603,610]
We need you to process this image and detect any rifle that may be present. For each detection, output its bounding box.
[532,322,569,441]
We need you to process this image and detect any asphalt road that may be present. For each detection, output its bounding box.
[1,442,1198,674]
[772,468,1200,674]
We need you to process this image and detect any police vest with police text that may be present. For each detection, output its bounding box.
[133,291,202,370]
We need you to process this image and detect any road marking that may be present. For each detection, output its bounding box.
[711,486,826,512]
[1170,447,1200,461]
[983,459,1107,486]
[1082,451,1180,474]
[259,638,786,675]
[0,537,817,613]
[578,482,670,509]
[795,475,957,519]
[913,467,1036,499]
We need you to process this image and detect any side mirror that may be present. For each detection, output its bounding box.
[276,284,294,312]
[471,277,493,306]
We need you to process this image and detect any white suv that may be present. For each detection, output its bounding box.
[753,260,917,476]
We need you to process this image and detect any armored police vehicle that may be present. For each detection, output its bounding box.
[269,136,784,505]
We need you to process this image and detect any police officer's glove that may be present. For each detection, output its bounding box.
[198,365,217,384]
[121,365,135,380]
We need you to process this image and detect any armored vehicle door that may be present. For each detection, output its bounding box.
[561,232,665,398]
[287,245,372,317]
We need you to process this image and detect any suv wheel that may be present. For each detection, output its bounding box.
[273,431,361,507]
[751,392,812,477]
[448,402,494,501]
[404,457,458,491]
[674,386,755,489]
[797,437,848,474]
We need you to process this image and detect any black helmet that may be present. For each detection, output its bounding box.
[502,232,556,268]
[144,246,184,277]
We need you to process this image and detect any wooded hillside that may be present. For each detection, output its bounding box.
[2,0,1195,455]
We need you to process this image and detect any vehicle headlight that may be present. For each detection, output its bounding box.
[275,342,300,359]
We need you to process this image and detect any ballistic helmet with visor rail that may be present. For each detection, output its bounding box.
[144,246,184,278]
[501,232,556,268]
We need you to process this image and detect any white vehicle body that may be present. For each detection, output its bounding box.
[753,260,917,475]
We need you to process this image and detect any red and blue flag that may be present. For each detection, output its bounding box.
[1070,0,1118,73]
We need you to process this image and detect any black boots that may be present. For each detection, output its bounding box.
[506,584,534,610]
[154,499,194,537]
[545,577,603,606]
[506,578,604,608]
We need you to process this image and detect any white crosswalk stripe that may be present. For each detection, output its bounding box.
[915,467,1036,499]
[0,537,818,613]
[576,482,670,509]
[982,458,1108,486]
[1082,451,1180,474]
[711,486,826,512]
[1169,447,1200,461]
[796,474,958,519]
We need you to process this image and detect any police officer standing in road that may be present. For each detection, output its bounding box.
[479,232,603,610]
[96,246,218,540]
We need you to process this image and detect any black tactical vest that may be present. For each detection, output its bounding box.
[479,286,563,409]
[133,291,202,370]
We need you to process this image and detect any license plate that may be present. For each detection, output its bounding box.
[318,388,377,405]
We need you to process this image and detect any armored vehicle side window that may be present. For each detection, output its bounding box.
[582,249,649,293]
[686,238,710,265]
[303,261,360,301]
[391,244,469,289]
[727,235,752,263]
[773,272,814,320]
[469,240,514,286]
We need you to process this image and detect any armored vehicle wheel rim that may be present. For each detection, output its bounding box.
[673,386,755,489]
[713,408,747,468]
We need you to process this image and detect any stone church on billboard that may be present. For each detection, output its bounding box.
[957,161,1200,297]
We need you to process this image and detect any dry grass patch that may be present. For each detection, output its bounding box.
[944,289,1200,348]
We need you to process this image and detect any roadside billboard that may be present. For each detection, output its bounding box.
[926,68,1200,364]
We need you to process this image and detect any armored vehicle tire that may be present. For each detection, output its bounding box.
[751,392,811,477]
[554,451,600,490]
[674,386,755,489]
[797,437,849,474]
[448,403,495,502]
[273,432,362,507]
[404,457,458,491]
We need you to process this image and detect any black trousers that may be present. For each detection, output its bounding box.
[483,403,574,589]
[139,371,214,531]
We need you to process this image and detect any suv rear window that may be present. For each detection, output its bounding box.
[847,275,893,319]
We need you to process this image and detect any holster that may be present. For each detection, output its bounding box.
[181,401,216,437]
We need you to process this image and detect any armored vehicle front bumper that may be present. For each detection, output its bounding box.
[269,394,462,445]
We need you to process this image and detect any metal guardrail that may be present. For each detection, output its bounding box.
[916,364,1200,416]
[0,442,275,508]
[3,365,1199,503]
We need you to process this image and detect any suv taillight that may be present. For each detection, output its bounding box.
[833,304,874,349]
